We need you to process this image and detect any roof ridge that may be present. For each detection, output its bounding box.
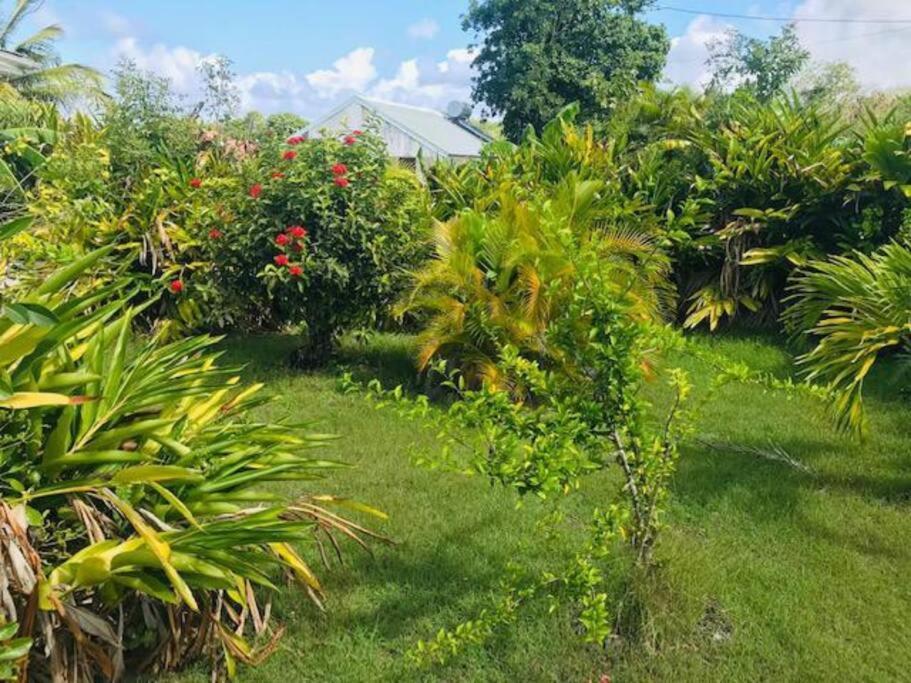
[361,96,445,116]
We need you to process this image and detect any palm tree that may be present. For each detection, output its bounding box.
[0,0,103,103]
[400,176,673,387]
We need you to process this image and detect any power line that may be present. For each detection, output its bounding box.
[664,24,911,66]
[656,5,911,25]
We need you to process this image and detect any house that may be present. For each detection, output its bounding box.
[303,95,492,167]
[0,49,37,79]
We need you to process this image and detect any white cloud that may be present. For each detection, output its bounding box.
[109,37,477,117]
[407,18,440,40]
[305,47,377,98]
[368,48,477,109]
[113,37,209,92]
[793,0,911,91]
[662,16,732,89]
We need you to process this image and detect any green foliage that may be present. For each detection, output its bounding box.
[786,239,911,433]
[225,112,309,145]
[708,24,809,102]
[0,220,383,679]
[463,0,669,140]
[361,191,690,663]
[403,173,671,386]
[0,622,30,681]
[197,54,240,123]
[22,77,430,349]
[673,93,908,329]
[104,59,200,184]
[0,89,58,214]
[204,129,430,357]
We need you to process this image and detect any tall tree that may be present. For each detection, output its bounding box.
[0,0,103,104]
[707,24,809,102]
[463,0,669,141]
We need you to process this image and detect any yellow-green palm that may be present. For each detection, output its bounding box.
[401,176,672,387]
[0,0,103,103]
[786,240,911,433]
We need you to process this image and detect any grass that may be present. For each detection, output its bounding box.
[167,331,911,682]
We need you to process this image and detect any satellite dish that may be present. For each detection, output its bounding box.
[446,101,472,121]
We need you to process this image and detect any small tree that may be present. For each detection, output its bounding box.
[707,23,809,101]
[197,54,240,122]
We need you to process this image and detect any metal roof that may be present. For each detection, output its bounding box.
[307,95,491,158]
[0,50,38,78]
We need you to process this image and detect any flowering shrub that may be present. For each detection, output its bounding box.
[21,84,430,350]
[198,127,431,361]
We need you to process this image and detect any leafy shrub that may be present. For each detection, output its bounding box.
[24,92,430,352]
[355,210,690,662]
[402,175,671,385]
[0,230,384,679]
[199,128,431,360]
[786,239,911,433]
[0,91,59,216]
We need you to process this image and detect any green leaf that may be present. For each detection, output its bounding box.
[111,465,202,485]
[0,215,33,241]
[0,637,32,661]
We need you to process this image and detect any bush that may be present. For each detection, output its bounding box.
[0,231,383,680]
[196,128,431,361]
[402,174,671,385]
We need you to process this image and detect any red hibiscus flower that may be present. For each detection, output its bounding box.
[352,129,363,136]
[274,254,289,267]
[286,135,305,145]
[271,171,285,179]
[208,228,223,239]
[331,163,348,176]
[289,265,303,277]
[249,183,263,199]
[343,135,356,145]
[189,177,202,188]
[275,233,290,246]
[334,176,350,188]
[282,150,297,161]
[287,225,307,238]
[169,280,184,294]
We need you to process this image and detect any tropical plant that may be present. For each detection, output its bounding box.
[679,94,863,329]
[357,222,691,665]
[401,174,672,386]
[0,0,103,103]
[217,127,431,363]
[707,24,809,102]
[0,224,384,679]
[785,240,911,433]
[0,89,58,215]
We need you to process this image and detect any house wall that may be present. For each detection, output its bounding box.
[312,102,447,163]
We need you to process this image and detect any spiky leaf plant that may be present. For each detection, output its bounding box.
[786,240,911,433]
[0,224,384,680]
[400,175,672,386]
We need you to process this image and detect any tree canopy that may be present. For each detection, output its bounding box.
[463,0,669,141]
[708,23,809,102]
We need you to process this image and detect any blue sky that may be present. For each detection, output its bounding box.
[19,1,910,117]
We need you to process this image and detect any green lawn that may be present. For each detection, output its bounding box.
[167,332,911,682]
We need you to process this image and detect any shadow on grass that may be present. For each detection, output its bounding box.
[792,509,911,562]
[217,332,427,393]
[675,436,911,520]
[268,512,518,644]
